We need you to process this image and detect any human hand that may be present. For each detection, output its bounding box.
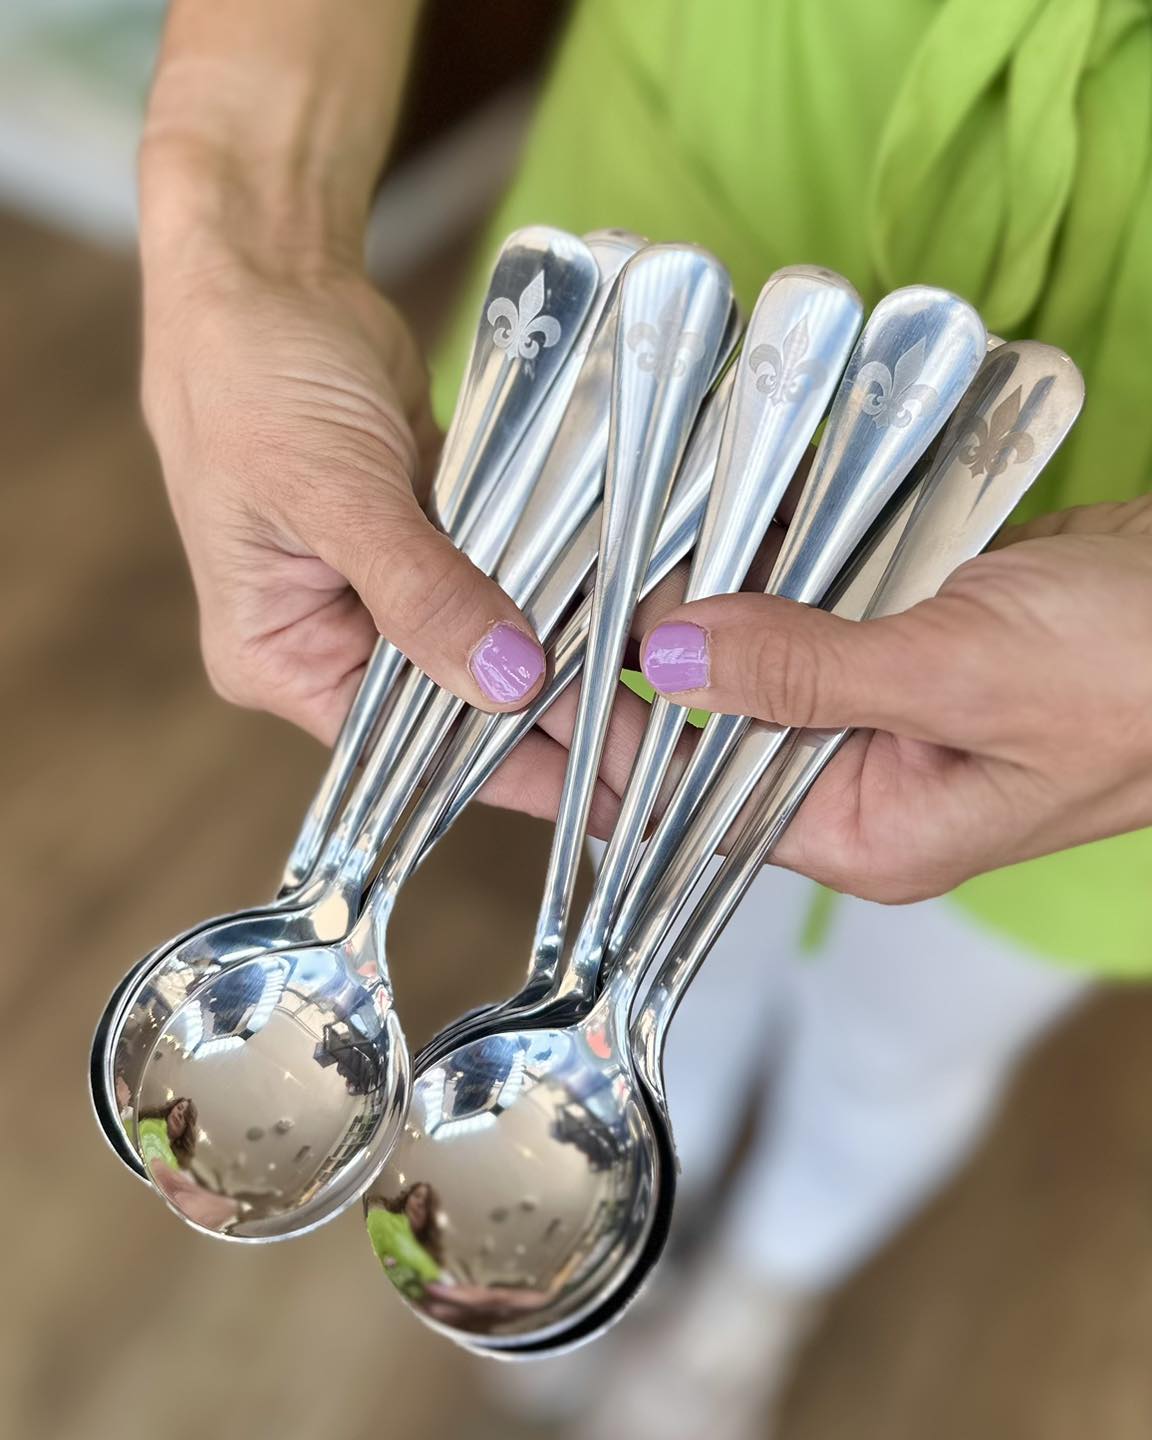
[637,498,1152,901]
[142,248,547,746]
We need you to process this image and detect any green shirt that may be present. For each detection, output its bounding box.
[366,1208,442,1299]
[137,1116,179,1174]
[434,0,1152,977]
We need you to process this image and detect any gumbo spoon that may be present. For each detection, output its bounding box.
[567,264,862,991]
[419,283,981,1070]
[361,283,981,1346]
[380,338,1081,1358]
[605,284,987,964]
[127,245,734,1239]
[90,226,613,1178]
[279,225,604,894]
[99,244,728,1180]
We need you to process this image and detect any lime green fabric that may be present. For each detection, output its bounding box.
[137,1116,179,1174]
[366,1207,442,1299]
[432,0,1152,977]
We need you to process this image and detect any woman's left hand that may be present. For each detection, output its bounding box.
[636,497,1152,902]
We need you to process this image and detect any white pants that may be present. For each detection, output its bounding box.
[635,860,1090,1292]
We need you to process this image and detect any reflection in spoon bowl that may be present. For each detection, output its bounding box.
[367,1021,661,1345]
[135,949,409,1241]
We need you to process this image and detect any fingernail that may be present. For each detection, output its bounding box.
[469,623,545,704]
[642,622,710,693]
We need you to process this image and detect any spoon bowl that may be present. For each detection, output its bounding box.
[367,995,669,1345]
[91,226,608,1184]
[135,936,410,1239]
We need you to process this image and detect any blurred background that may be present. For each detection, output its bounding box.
[3,3,1152,1438]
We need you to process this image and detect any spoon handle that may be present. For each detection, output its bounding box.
[370,338,742,913]
[564,267,863,997]
[278,226,602,895]
[297,235,639,904]
[623,340,1084,1081]
[529,245,734,974]
[605,285,987,971]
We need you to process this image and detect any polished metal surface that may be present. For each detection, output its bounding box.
[630,338,1085,1118]
[361,246,736,1342]
[362,832,684,1349]
[530,244,734,981]
[365,1016,664,1344]
[413,317,742,1067]
[135,941,409,1240]
[98,263,734,1199]
[564,266,863,999]
[113,244,732,1241]
[618,338,1084,1055]
[608,285,987,964]
[448,338,1084,1359]
[90,229,621,1183]
[280,226,602,898]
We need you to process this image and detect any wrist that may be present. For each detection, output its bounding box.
[138,0,422,305]
[140,97,370,296]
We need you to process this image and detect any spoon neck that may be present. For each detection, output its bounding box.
[527,927,564,993]
[600,938,651,1038]
[629,987,669,1099]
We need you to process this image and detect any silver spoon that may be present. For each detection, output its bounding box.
[125,245,733,1240]
[565,265,862,995]
[278,225,605,895]
[97,259,733,1190]
[405,324,744,1070]
[604,284,987,965]
[419,283,982,1073]
[388,337,1082,1359]
[638,354,1086,1102]
[90,227,616,1179]
[361,283,984,1347]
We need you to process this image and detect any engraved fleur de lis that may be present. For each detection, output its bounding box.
[955,385,1035,480]
[747,317,829,406]
[854,336,939,429]
[625,305,707,379]
[487,271,562,359]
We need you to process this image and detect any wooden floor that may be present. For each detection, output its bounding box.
[2,210,1151,1439]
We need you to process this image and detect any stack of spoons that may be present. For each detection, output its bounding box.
[90,226,1084,1356]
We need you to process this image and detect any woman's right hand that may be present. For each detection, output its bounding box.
[142,238,548,744]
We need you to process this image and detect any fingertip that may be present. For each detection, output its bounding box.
[466,622,547,711]
[639,619,711,697]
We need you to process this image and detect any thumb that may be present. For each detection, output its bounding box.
[298,458,545,713]
[638,591,970,744]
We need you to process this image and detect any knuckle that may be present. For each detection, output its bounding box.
[749,621,825,727]
[361,526,481,641]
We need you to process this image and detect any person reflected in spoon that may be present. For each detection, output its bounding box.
[137,1098,243,1233]
[366,1182,444,1302]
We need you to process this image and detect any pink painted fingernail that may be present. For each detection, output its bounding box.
[469,624,545,704]
[641,622,710,693]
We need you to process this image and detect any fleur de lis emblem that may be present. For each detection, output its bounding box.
[955,385,1035,480]
[625,305,706,379]
[855,336,939,429]
[747,317,829,406]
[487,271,562,359]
